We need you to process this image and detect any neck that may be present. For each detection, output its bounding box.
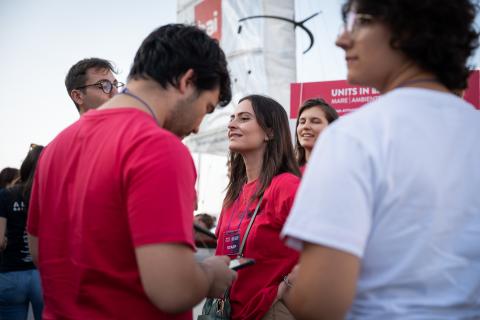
[304,148,312,163]
[378,64,448,94]
[100,79,168,127]
[242,148,265,183]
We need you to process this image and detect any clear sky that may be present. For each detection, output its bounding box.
[0,0,177,169]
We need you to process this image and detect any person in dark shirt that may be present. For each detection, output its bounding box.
[0,145,44,320]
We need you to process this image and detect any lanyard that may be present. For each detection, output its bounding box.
[225,190,254,232]
[119,88,159,126]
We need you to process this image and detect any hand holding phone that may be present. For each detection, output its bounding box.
[229,257,255,271]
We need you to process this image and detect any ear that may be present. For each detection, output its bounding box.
[70,89,84,106]
[177,69,195,94]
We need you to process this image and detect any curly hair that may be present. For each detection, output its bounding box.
[342,0,479,90]
[129,24,231,107]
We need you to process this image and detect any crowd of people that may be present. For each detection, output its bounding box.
[1,0,479,319]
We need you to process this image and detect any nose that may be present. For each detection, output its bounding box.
[228,118,238,130]
[299,121,311,131]
[335,29,351,50]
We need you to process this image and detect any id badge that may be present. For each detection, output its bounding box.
[223,230,241,256]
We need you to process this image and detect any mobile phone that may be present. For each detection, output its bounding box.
[229,257,255,271]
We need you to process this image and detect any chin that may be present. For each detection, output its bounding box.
[347,73,361,86]
[228,146,241,153]
[347,72,375,88]
[301,143,314,150]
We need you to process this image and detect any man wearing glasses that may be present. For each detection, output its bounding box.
[65,57,124,115]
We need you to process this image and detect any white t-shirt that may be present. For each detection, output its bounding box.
[282,88,480,319]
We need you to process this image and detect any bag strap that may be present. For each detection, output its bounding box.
[238,194,264,257]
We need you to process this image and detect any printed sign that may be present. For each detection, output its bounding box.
[291,70,480,118]
[290,80,380,118]
[195,0,222,41]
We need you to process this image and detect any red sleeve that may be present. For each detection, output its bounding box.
[271,174,300,227]
[124,133,196,250]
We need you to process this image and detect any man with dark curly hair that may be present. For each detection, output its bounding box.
[281,0,480,319]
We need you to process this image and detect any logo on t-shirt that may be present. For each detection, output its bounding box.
[13,201,25,212]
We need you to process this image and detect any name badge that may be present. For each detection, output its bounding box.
[223,230,241,256]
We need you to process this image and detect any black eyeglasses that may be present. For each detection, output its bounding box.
[76,80,125,94]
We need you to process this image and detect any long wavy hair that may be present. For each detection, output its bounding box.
[224,95,300,207]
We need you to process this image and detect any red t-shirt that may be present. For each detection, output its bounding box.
[27,108,196,320]
[300,165,306,175]
[215,173,300,319]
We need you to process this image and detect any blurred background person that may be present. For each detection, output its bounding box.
[282,0,480,319]
[295,98,339,172]
[0,145,44,320]
[194,213,217,262]
[214,94,300,319]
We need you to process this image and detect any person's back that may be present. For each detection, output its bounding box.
[334,88,480,318]
[29,109,194,318]
[0,185,34,272]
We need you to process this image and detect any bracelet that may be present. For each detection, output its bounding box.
[283,275,293,289]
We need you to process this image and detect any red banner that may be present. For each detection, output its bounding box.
[195,0,222,41]
[464,70,479,109]
[290,70,480,119]
[290,80,379,118]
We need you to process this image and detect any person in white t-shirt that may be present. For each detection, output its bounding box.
[280,0,480,319]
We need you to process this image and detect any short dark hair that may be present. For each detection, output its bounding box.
[295,98,339,166]
[342,0,479,91]
[128,24,232,107]
[0,167,19,189]
[225,95,300,207]
[65,58,117,110]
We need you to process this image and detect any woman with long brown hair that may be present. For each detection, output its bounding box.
[215,94,300,319]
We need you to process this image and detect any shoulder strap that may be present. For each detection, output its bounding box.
[238,194,263,257]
